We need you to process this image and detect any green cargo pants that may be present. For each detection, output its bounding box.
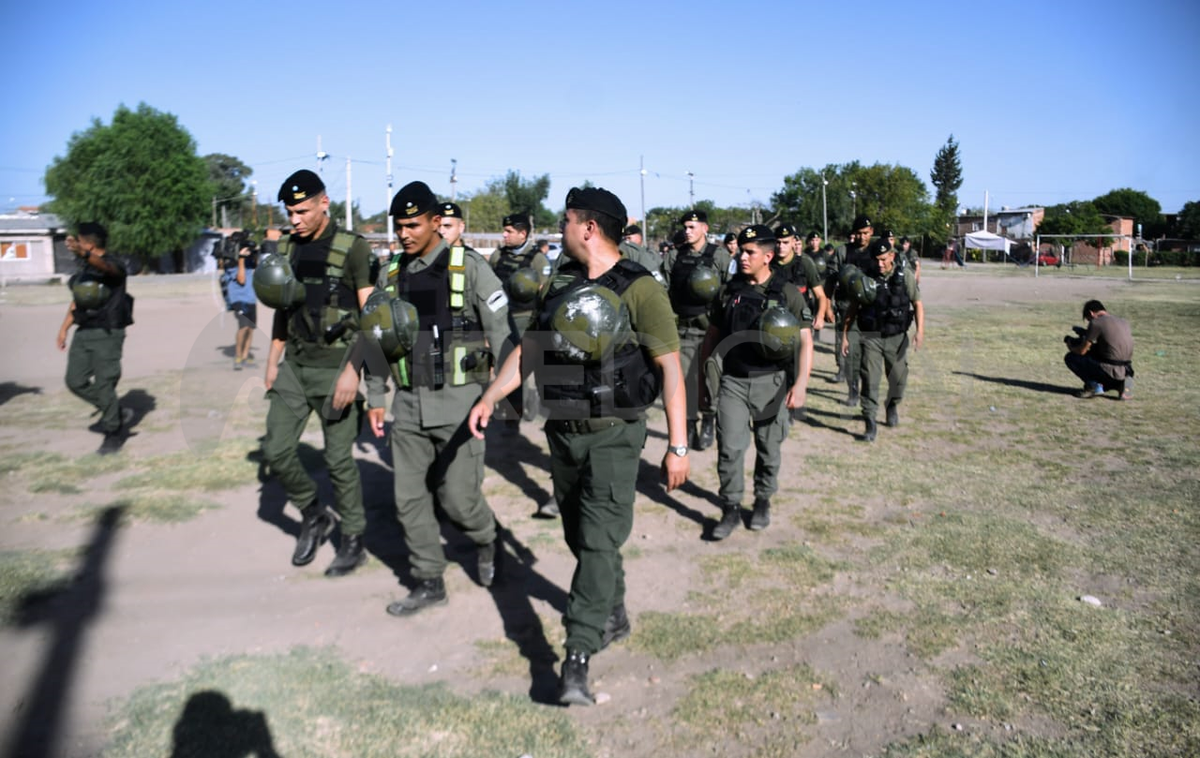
[546,418,645,655]
[716,371,789,505]
[263,361,365,535]
[65,327,125,433]
[859,331,909,420]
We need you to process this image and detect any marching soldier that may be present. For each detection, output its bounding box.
[490,212,551,423]
[662,210,732,450]
[841,237,925,441]
[700,225,812,539]
[256,170,375,577]
[363,181,512,615]
[828,215,874,404]
[468,187,689,706]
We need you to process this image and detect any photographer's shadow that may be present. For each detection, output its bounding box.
[951,371,1077,396]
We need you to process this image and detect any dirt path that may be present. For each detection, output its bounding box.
[0,267,1169,757]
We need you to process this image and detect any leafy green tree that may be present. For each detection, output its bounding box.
[1092,188,1164,238]
[204,153,253,220]
[1173,200,1200,239]
[460,186,509,233]
[328,199,366,231]
[1037,201,1111,238]
[44,103,211,265]
[776,162,931,242]
[500,170,555,229]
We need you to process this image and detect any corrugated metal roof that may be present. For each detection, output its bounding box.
[0,213,67,233]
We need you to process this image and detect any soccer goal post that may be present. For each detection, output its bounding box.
[1034,233,1137,280]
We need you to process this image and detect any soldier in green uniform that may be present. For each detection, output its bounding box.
[619,223,667,287]
[258,170,375,577]
[770,224,827,422]
[437,201,467,248]
[363,181,512,616]
[662,210,732,450]
[57,222,134,455]
[897,235,922,283]
[469,187,689,707]
[841,238,925,441]
[700,225,812,539]
[827,215,874,403]
[490,213,551,424]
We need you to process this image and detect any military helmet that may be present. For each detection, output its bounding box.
[360,290,419,360]
[69,273,113,310]
[809,250,829,279]
[851,272,878,306]
[549,283,632,363]
[685,265,722,304]
[253,253,306,309]
[506,267,541,306]
[838,263,862,294]
[758,307,803,362]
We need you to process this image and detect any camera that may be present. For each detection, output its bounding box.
[213,231,258,265]
[1063,325,1087,348]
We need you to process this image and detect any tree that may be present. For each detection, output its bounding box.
[44,103,211,264]
[1173,200,1200,239]
[328,199,366,231]
[1037,201,1111,238]
[773,162,932,241]
[204,153,253,221]
[500,170,555,229]
[930,135,963,217]
[460,185,509,233]
[1092,188,1164,238]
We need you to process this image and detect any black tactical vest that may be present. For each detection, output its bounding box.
[492,244,539,309]
[857,262,913,337]
[536,258,661,420]
[668,244,721,317]
[720,274,790,377]
[73,262,133,331]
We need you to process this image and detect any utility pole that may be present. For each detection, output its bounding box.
[251,181,258,227]
[386,124,394,251]
[687,171,695,207]
[345,156,352,231]
[821,174,828,242]
[850,183,857,219]
[450,158,458,202]
[639,155,646,231]
[211,196,217,228]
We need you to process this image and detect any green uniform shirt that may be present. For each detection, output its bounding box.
[276,221,373,368]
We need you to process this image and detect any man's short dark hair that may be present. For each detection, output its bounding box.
[573,208,623,244]
[1083,299,1105,317]
[77,221,107,248]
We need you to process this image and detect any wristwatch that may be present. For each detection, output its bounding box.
[668,444,688,458]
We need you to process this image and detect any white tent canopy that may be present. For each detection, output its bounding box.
[964,230,1013,254]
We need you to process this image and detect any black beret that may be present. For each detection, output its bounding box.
[623,223,642,236]
[672,230,687,245]
[851,214,873,231]
[868,237,894,257]
[278,170,325,204]
[737,224,776,246]
[679,209,708,225]
[564,187,627,222]
[775,223,796,239]
[77,221,107,238]
[441,202,463,218]
[823,243,834,252]
[502,213,531,229]
[899,235,910,244]
[806,231,821,241]
[882,227,896,238]
[723,232,737,243]
[390,181,439,218]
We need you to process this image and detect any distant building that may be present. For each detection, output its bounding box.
[954,207,1044,240]
[0,209,70,282]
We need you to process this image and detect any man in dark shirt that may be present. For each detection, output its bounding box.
[1064,299,1134,400]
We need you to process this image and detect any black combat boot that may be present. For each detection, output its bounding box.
[885,402,900,428]
[712,503,741,541]
[842,388,860,406]
[696,413,715,450]
[831,367,845,384]
[324,534,366,577]
[558,649,595,706]
[749,497,771,531]
[599,603,631,651]
[386,577,448,616]
[688,419,701,449]
[863,416,878,443]
[292,502,334,566]
[97,425,129,456]
[535,496,560,518]
[477,539,501,588]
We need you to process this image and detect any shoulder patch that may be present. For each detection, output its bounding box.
[486,290,508,313]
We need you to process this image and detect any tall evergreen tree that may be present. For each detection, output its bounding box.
[930,135,963,218]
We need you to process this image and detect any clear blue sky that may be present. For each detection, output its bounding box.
[2,0,1197,223]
